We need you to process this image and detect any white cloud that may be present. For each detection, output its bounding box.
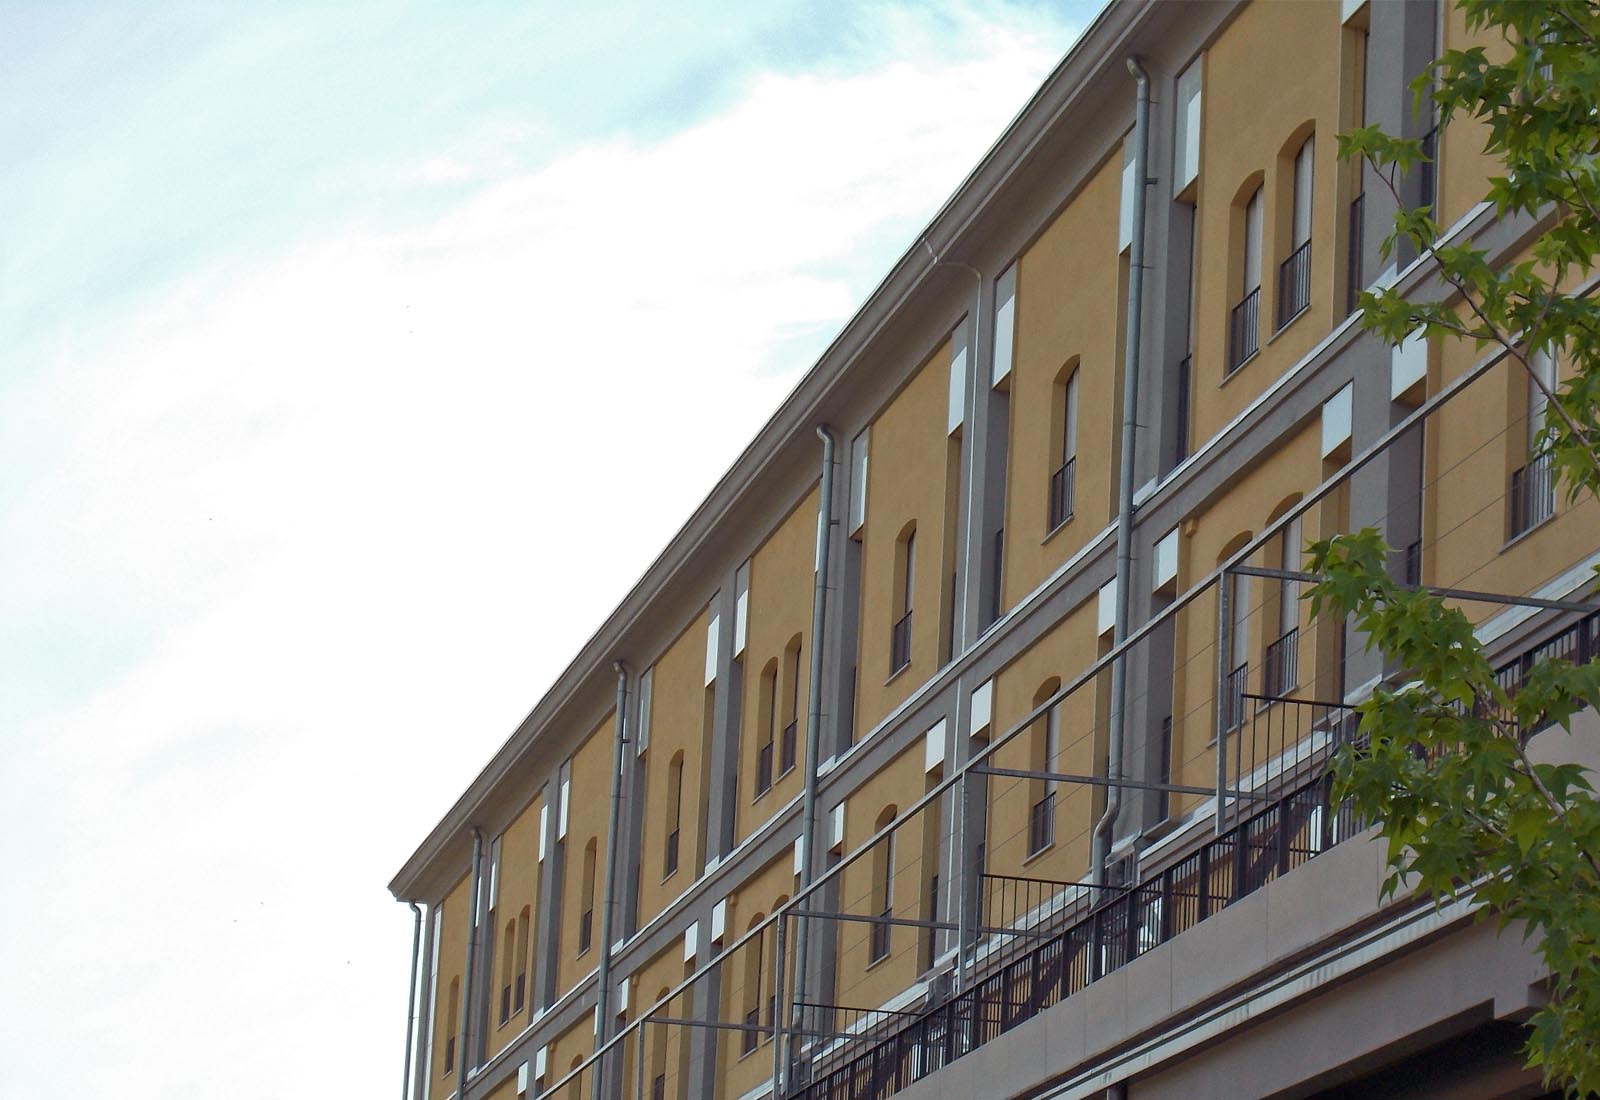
[0,11,1073,1099]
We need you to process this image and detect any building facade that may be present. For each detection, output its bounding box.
[389,3,1599,1100]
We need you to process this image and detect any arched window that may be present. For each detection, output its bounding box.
[664,752,684,878]
[741,915,765,1055]
[755,659,778,797]
[443,975,460,1074]
[1265,504,1303,697]
[891,526,916,674]
[780,635,802,774]
[499,919,516,1024]
[1027,679,1062,855]
[579,838,598,955]
[1230,183,1265,370]
[514,905,531,1014]
[869,806,897,962]
[1049,365,1079,531]
[1278,134,1315,326]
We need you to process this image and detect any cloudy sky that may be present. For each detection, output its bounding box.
[0,3,1097,1096]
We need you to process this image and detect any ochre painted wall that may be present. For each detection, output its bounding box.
[1191,0,1351,445]
[1002,150,1124,606]
[737,486,821,843]
[855,338,960,737]
[985,599,1103,888]
[831,740,939,1014]
[557,710,617,998]
[428,871,472,1100]
[486,791,544,1059]
[636,607,716,928]
[714,850,798,1100]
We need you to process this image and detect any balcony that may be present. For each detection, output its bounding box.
[1277,240,1311,330]
[579,908,593,954]
[742,1007,761,1055]
[781,718,798,774]
[1048,457,1076,531]
[1509,451,1555,538]
[1027,792,1055,856]
[891,609,914,675]
[1228,287,1261,372]
[514,972,526,1014]
[1263,627,1299,698]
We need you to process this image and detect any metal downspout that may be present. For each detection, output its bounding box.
[1093,57,1152,887]
[403,900,424,1100]
[459,828,484,1096]
[787,424,836,1088]
[594,662,629,1100]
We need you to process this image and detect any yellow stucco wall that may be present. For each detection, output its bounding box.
[986,598,1103,887]
[737,486,821,842]
[714,850,797,1100]
[486,791,544,1059]
[428,871,472,1100]
[628,939,698,1100]
[1436,5,1510,229]
[1170,419,1339,808]
[855,338,960,736]
[1192,0,1351,445]
[831,740,939,1013]
[636,607,716,928]
[557,710,617,997]
[1002,151,1124,606]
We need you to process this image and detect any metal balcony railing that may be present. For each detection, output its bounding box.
[925,873,940,972]
[1048,457,1076,531]
[782,718,799,774]
[756,741,774,796]
[789,614,1596,1100]
[1263,628,1299,698]
[579,908,593,954]
[1509,451,1555,537]
[1228,286,1261,372]
[1346,192,1365,315]
[514,972,526,1013]
[989,529,1005,625]
[1223,661,1249,732]
[1277,240,1312,329]
[1027,793,1055,856]
[890,610,914,674]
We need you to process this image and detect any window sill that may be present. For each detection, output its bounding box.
[884,662,912,688]
[1043,513,1075,545]
[865,952,892,972]
[1220,350,1259,386]
[1270,300,1311,340]
[1503,511,1558,551]
[1021,841,1056,867]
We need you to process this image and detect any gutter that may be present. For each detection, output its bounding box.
[593,662,630,1100]
[787,425,837,1083]
[1093,57,1152,886]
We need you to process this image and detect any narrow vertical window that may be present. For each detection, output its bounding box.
[755,660,777,797]
[1027,680,1061,855]
[1049,369,1079,531]
[664,753,683,878]
[1225,570,1251,730]
[444,976,460,1074]
[1267,515,1302,697]
[1279,137,1314,327]
[891,527,916,674]
[780,637,801,774]
[1230,188,1264,370]
[741,918,765,1055]
[514,906,530,1014]
[1512,348,1557,535]
[579,839,597,955]
[500,921,515,1024]
[869,807,896,962]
